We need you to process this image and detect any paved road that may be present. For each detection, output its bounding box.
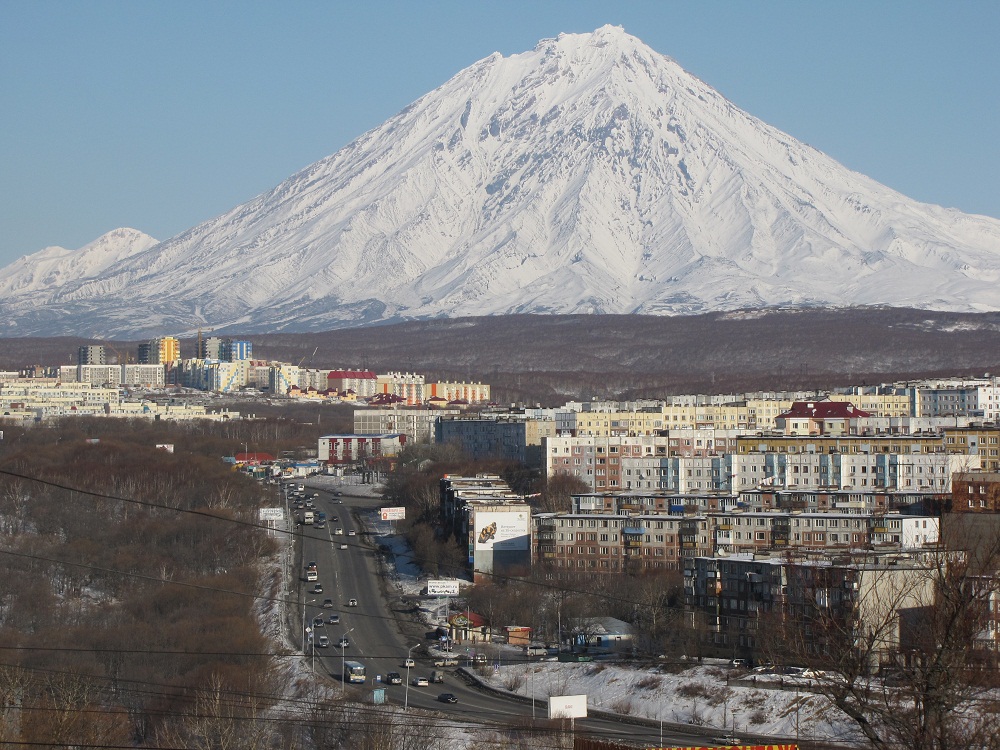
[288,478,810,748]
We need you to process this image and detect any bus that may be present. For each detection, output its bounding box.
[344,660,366,683]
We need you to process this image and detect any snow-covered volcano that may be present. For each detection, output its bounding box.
[3,25,999,337]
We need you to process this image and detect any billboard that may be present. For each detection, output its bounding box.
[380,506,406,521]
[473,510,530,551]
[258,507,285,521]
[548,694,587,719]
[426,579,460,596]
[652,746,797,750]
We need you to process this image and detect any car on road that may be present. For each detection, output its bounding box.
[314,520,326,528]
[386,672,402,685]
[334,528,344,535]
[348,598,358,607]
[412,677,429,687]
[338,637,350,648]
[437,693,458,704]
[348,530,357,536]
[331,516,339,522]
[339,543,348,550]
[433,656,459,667]
[322,598,334,608]
[714,737,741,746]
[311,584,323,594]
[403,658,415,668]
[317,635,330,648]
[312,616,324,628]
[326,613,340,624]
[333,491,342,497]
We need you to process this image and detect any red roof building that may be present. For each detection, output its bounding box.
[775,400,871,436]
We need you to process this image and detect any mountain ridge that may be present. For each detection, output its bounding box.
[2,25,999,338]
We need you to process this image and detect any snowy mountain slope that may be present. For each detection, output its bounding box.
[2,25,999,337]
[0,228,157,298]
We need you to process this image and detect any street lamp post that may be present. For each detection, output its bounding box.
[341,627,355,696]
[404,642,419,710]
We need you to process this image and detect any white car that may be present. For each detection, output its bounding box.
[348,530,357,536]
[334,528,344,535]
[412,677,429,687]
[404,658,415,668]
[347,598,358,607]
[339,543,348,550]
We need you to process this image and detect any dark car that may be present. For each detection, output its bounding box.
[322,598,334,608]
[312,583,323,594]
[312,616,324,628]
[437,693,458,704]
[326,613,340,624]
[386,672,402,685]
[333,491,343,497]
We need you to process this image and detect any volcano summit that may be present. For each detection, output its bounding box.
[3,25,999,337]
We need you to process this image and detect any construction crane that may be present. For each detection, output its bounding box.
[297,347,319,368]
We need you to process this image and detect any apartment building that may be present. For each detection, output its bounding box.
[377,372,425,405]
[440,474,530,581]
[952,471,1000,512]
[436,415,555,467]
[355,407,461,443]
[328,370,377,398]
[426,380,491,404]
[684,550,938,661]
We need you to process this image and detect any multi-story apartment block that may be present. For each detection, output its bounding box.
[355,407,461,443]
[952,471,1000,512]
[829,387,912,418]
[225,339,252,361]
[377,372,425,406]
[77,365,123,387]
[121,364,166,388]
[533,512,713,573]
[942,425,1000,472]
[774,401,871,435]
[684,550,937,660]
[138,337,180,365]
[77,345,106,366]
[427,380,491,404]
[268,364,300,395]
[435,415,555,467]
[199,336,226,360]
[328,370,377,398]
[440,475,530,581]
[297,368,333,391]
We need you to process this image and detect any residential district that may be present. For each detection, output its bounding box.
[6,335,1000,666]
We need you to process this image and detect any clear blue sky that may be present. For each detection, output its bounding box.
[2,1,997,267]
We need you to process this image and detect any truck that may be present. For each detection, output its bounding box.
[305,562,318,582]
[303,510,315,524]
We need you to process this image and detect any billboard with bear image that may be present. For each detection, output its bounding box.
[473,510,530,551]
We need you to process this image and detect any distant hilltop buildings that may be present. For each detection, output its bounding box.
[0,336,492,423]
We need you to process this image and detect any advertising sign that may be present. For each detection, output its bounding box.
[473,511,529,551]
[426,579,460,596]
[258,507,284,521]
[380,506,406,521]
[652,746,797,750]
[547,694,587,719]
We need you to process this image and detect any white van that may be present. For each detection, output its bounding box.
[524,645,548,657]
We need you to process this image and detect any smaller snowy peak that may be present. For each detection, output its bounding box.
[0,227,158,298]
